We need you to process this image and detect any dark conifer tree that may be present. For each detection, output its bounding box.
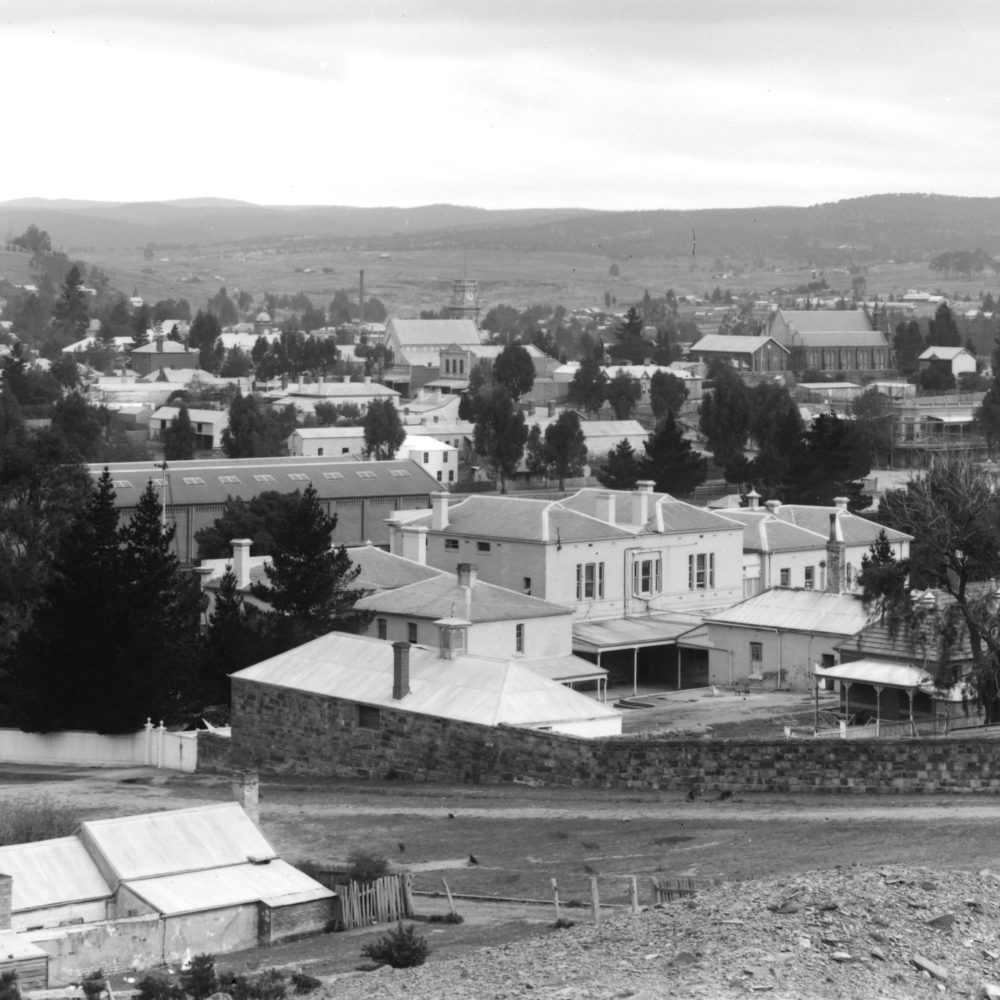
[249,484,371,649]
[640,414,708,496]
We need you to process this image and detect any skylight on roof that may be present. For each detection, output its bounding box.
[182,477,206,486]
[218,475,240,485]
[390,469,411,477]
[288,473,310,481]
[356,471,378,479]
[112,480,134,489]
[254,474,277,483]
[323,472,345,480]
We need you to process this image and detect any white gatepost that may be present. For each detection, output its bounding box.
[144,718,154,765]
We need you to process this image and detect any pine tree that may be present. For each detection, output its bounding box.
[249,484,371,649]
[492,343,535,400]
[202,567,271,705]
[50,265,90,348]
[162,404,197,460]
[9,476,203,733]
[640,414,708,496]
[596,439,641,491]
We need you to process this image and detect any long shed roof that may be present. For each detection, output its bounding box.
[87,457,440,508]
[79,803,276,882]
[124,859,333,915]
[0,837,111,913]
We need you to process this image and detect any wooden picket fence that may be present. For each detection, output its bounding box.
[334,872,414,930]
[649,875,726,903]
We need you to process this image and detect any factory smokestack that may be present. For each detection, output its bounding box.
[359,269,365,327]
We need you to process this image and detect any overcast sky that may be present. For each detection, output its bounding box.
[4,0,996,210]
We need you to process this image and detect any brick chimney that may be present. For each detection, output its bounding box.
[0,873,11,930]
[231,538,253,589]
[392,641,411,700]
[826,512,846,594]
[765,499,782,516]
[431,492,450,530]
[231,769,260,827]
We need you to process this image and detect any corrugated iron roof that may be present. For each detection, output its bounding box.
[232,633,620,729]
[0,930,48,962]
[815,659,934,690]
[707,589,868,636]
[562,489,739,535]
[573,612,705,652]
[0,837,110,912]
[87,457,440,509]
[80,803,276,882]
[124,860,333,916]
[790,330,889,348]
[717,510,827,552]
[525,655,607,683]
[386,318,483,351]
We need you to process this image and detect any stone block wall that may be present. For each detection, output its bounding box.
[230,679,1000,794]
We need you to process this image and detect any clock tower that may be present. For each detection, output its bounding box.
[448,278,480,323]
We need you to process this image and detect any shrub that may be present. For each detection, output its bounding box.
[360,922,430,969]
[0,971,19,1000]
[225,968,287,1000]
[180,954,217,1000]
[553,918,576,930]
[0,794,78,845]
[136,972,184,1000]
[427,912,464,924]
[81,970,106,1000]
[347,849,390,883]
[290,972,321,995]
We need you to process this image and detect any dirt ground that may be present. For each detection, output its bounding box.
[5,688,999,980]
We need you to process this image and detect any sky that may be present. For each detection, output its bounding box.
[4,0,998,211]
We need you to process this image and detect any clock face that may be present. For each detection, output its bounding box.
[464,290,476,302]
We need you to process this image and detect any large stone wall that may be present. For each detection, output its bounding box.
[229,679,1000,794]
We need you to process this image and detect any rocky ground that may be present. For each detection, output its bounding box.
[321,865,1000,1000]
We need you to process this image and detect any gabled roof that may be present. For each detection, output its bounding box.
[345,544,449,592]
[706,588,869,637]
[232,633,620,729]
[0,837,111,912]
[79,803,276,882]
[408,495,636,543]
[689,334,789,355]
[386,319,483,350]
[774,310,873,332]
[355,571,571,622]
[918,346,974,360]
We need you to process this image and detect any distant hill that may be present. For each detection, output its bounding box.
[3,193,1000,263]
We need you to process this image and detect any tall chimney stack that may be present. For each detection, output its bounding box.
[231,538,253,589]
[826,512,846,594]
[431,492,450,530]
[392,641,411,700]
[359,269,365,327]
